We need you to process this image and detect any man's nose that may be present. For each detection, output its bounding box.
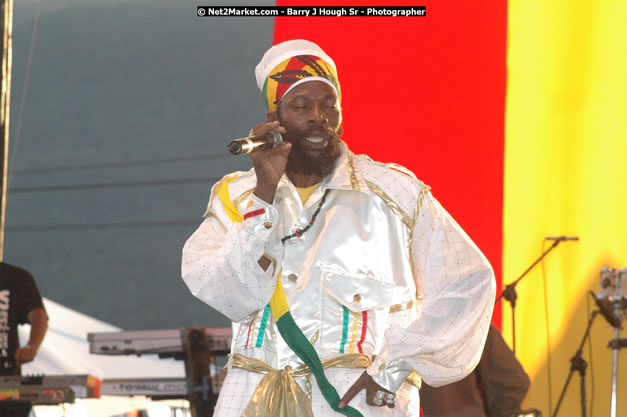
[310,104,327,123]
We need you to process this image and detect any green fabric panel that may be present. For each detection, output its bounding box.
[276,312,364,417]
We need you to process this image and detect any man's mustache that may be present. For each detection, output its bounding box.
[306,124,336,138]
[284,126,337,142]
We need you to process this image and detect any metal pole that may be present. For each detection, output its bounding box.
[609,269,624,417]
[512,301,516,355]
[497,239,563,355]
[0,0,13,261]
[610,326,619,417]
[551,311,597,417]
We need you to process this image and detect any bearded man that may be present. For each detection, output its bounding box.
[182,39,496,417]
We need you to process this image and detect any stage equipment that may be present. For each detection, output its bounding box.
[100,377,188,398]
[551,309,598,417]
[496,236,579,354]
[599,266,627,299]
[88,327,231,358]
[596,267,626,417]
[0,374,100,404]
[89,327,231,417]
[552,267,626,417]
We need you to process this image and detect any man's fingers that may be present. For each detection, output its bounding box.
[252,121,281,137]
[15,347,37,364]
[338,372,367,409]
[15,349,24,364]
[365,375,396,408]
[249,141,291,167]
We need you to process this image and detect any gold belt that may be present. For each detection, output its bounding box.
[230,353,421,417]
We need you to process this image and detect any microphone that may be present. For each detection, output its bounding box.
[228,131,282,155]
[590,291,622,329]
[545,236,579,241]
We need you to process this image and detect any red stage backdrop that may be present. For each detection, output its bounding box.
[274,0,507,326]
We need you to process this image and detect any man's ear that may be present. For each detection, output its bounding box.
[267,112,278,122]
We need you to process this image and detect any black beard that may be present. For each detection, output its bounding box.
[281,124,343,178]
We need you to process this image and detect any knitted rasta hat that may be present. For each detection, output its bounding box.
[255,39,341,112]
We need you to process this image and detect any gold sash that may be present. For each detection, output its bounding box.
[231,353,421,417]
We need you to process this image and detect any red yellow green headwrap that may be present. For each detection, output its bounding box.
[255,39,341,113]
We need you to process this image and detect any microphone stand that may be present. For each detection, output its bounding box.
[608,326,624,417]
[607,269,625,417]
[495,238,563,354]
[551,310,598,417]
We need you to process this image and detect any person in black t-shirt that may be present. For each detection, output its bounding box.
[0,262,48,417]
[0,262,48,376]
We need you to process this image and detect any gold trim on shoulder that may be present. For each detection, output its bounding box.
[346,151,360,191]
[408,187,431,298]
[203,210,227,231]
[366,181,413,230]
[416,188,429,218]
[409,187,430,232]
[234,188,255,207]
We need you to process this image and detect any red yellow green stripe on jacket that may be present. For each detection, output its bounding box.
[340,306,368,354]
[217,177,363,417]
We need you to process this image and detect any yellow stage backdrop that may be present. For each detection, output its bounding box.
[504,0,626,415]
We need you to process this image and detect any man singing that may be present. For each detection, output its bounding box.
[182,39,496,416]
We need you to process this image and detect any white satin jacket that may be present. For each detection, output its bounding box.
[182,142,496,393]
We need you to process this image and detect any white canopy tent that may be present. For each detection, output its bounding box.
[17,298,189,417]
